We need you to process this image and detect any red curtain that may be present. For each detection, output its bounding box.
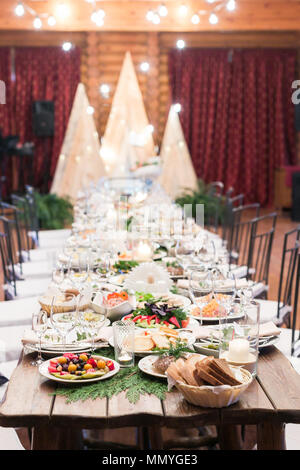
[0,47,14,136]
[169,48,297,206]
[14,47,80,190]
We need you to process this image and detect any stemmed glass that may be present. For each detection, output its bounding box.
[189,269,214,325]
[77,292,108,354]
[213,269,237,324]
[50,294,77,351]
[175,237,195,274]
[31,310,48,366]
[52,263,65,290]
[195,235,216,267]
[68,254,89,291]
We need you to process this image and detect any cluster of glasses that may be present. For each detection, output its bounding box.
[31,291,108,367]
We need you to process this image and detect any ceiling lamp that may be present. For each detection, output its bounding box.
[62,41,72,51]
[140,62,150,72]
[209,13,219,24]
[15,2,25,17]
[33,16,42,29]
[158,4,168,17]
[176,39,186,49]
[226,0,236,11]
[47,16,56,26]
[179,4,188,15]
[191,13,200,24]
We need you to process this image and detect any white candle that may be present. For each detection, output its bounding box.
[228,338,250,362]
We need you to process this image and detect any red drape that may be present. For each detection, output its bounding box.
[0,47,13,136]
[169,48,297,206]
[14,47,80,190]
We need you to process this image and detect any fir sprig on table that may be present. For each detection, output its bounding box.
[53,347,168,405]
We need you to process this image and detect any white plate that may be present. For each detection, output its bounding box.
[108,330,196,356]
[39,355,120,383]
[138,355,167,379]
[188,305,245,323]
[26,344,93,356]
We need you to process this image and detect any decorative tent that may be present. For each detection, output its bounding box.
[158,105,198,199]
[100,51,155,176]
[50,83,106,200]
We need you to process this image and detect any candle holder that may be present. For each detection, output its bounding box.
[112,320,135,368]
[218,299,260,376]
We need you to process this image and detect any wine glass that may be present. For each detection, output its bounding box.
[52,263,65,290]
[213,269,237,319]
[195,235,216,267]
[50,294,77,351]
[31,310,48,366]
[68,253,89,291]
[189,269,214,325]
[175,237,195,274]
[77,292,108,353]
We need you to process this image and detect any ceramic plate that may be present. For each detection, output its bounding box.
[39,355,120,384]
[138,355,167,379]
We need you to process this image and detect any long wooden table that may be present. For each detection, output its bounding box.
[1,347,300,450]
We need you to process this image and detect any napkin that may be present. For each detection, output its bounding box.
[253,321,281,338]
[21,326,113,347]
[177,278,250,290]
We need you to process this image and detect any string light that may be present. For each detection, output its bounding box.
[176,39,185,49]
[158,4,168,17]
[87,106,94,115]
[179,4,188,15]
[209,13,219,24]
[62,41,72,51]
[146,10,154,21]
[226,0,236,11]
[100,83,110,98]
[15,2,25,17]
[140,62,150,72]
[56,3,70,20]
[152,13,161,25]
[173,103,182,113]
[47,16,56,26]
[191,14,200,24]
[91,9,105,26]
[33,16,42,29]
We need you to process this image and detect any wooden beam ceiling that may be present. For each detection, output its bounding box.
[1,0,300,32]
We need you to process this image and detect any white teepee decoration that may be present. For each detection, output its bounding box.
[158,105,198,200]
[51,83,106,200]
[100,51,155,176]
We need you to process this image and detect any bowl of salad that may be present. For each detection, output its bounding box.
[122,292,191,330]
[91,291,134,321]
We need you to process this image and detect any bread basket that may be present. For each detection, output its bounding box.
[175,365,253,408]
[39,295,88,316]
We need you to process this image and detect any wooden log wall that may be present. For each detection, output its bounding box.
[0,30,299,154]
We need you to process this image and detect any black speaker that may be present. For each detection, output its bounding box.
[292,172,300,222]
[32,101,54,137]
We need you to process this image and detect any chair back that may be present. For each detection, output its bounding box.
[222,193,245,244]
[229,203,260,266]
[277,226,300,326]
[247,213,277,286]
[291,253,300,356]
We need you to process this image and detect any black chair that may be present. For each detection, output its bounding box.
[246,213,277,299]
[0,202,25,275]
[222,193,245,245]
[0,216,17,297]
[11,194,33,255]
[25,185,39,245]
[228,203,260,266]
[290,253,300,356]
[276,226,300,327]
